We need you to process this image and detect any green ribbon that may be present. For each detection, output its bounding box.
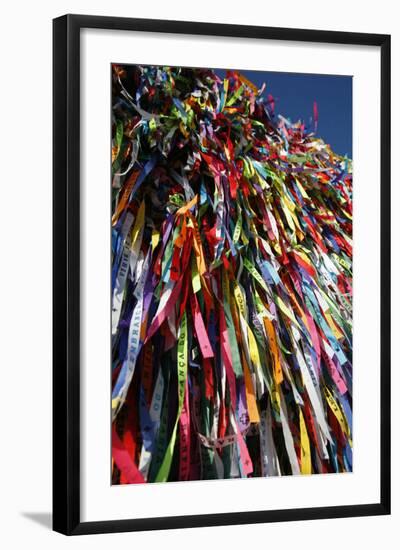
[155,311,188,482]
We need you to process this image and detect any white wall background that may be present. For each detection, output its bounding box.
[0,0,398,547]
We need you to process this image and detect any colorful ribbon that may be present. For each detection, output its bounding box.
[111,64,353,484]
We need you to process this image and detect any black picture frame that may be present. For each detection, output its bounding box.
[53,14,391,535]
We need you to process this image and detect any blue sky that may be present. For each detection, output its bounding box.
[214,68,352,158]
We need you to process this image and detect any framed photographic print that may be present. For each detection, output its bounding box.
[53,14,391,535]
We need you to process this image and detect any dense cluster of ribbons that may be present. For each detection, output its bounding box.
[111,64,352,484]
